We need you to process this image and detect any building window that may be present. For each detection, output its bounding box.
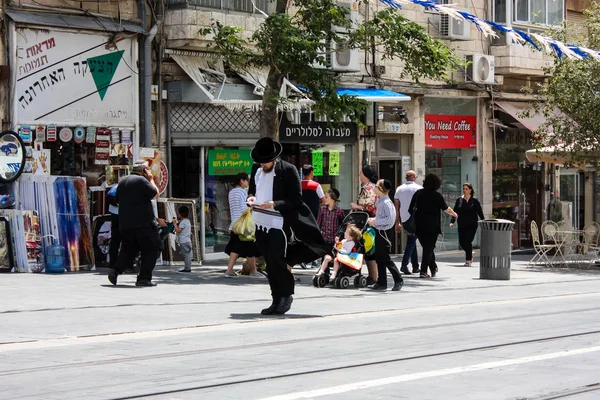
[494,0,564,26]
[167,0,270,15]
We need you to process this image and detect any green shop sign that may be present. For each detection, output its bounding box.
[207,149,253,175]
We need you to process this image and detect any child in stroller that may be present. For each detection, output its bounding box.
[317,224,361,281]
[312,211,373,289]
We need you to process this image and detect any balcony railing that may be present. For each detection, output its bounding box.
[168,0,269,14]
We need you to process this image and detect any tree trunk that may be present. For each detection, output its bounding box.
[259,67,283,139]
[258,0,288,140]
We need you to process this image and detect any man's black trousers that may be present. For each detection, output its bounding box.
[115,224,162,282]
[255,228,295,298]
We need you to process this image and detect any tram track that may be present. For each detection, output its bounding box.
[105,329,600,400]
[2,306,599,377]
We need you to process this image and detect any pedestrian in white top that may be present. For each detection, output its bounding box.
[394,170,423,275]
[224,173,260,277]
[173,206,193,273]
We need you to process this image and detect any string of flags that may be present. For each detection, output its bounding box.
[378,0,600,62]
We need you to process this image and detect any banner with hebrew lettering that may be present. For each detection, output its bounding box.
[13,28,136,126]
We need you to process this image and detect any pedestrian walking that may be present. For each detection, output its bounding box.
[108,160,162,287]
[301,164,325,219]
[394,170,422,275]
[449,182,485,266]
[368,179,403,291]
[316,188,346,250]
[409,174,458,279]
[224,172,260,277]
[350,164,379,285]
[106,183,121,269]
[248,137,329,315]
[173,206,193,273]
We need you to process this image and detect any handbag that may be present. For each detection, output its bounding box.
[403,192,418,235]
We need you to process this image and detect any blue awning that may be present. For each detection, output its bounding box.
[337,88,410,103]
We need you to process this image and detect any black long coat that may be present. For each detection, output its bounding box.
[249,161,330,266]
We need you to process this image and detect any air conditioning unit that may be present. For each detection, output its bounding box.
[330,39,359,72]
[466,54,496,85]
[439,12,471,40]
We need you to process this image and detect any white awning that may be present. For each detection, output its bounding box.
[167,50,226,101]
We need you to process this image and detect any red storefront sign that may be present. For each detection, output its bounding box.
[425,115,477,149]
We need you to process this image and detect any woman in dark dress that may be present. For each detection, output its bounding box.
[450,182,485,266]
[409,174,458,278]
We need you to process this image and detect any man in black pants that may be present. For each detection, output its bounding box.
[108,160,162,287]
[248,137,329,315]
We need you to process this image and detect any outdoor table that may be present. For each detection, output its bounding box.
[552,230,586,265]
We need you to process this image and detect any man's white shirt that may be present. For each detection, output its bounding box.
[394,181,423,223]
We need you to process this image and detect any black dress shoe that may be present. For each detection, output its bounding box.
[261,298,281,315]
[108,269,118,285]
[392,281,403,291]
[370,283,387,291]
[412,267,420,274]
[274,296,293,315]
[400,266,412,275]
[135,280,157,287]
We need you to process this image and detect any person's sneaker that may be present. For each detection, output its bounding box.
[224,271,237,277]
[178,268,191,273]
[135,280,157,287]
[366,277,377,286]
[249,272,266,279]
[432,266,438,277]
[412,267,420,274]
[419,274,431,279]
[108,269,118,285]
[370,283,387,291]
[392,281,403,291]
[400,266,412,275]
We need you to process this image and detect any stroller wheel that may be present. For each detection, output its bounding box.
[317,275,328,287]
[333,276,341,288]
[340,276,350,289]
[312,275,319,287]
[359,275,368,288]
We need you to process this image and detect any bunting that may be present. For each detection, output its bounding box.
[379,0,600,61]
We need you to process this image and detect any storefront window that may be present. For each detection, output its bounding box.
[281,144,354,210]
[423,98,478,251]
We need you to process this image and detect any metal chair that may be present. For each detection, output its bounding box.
[582,222,600,266]
[529,220,555,266]
[540,220,565,261]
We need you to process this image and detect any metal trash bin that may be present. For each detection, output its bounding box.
[478,219,515,280]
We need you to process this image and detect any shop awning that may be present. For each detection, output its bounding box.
[525,144,598,166]
[168,50,227,102]
[494,101,568,133]
[6,9,144,33]
[337,88,410,103]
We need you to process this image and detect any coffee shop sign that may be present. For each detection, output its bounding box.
[284,126,352,138]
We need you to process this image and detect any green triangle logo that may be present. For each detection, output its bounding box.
[87,50,125,101]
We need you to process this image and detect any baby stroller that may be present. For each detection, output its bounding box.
[312,211,374,289]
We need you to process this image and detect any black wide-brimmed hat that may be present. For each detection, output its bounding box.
[251,137,283,163]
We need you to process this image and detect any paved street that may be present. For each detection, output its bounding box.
[1,254,600,400]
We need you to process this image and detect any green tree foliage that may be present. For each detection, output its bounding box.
[203,0,461,138]
[530,2,600,165]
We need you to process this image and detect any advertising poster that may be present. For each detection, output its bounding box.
[424,115,477,149]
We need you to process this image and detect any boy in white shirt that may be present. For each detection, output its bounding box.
[173,206,193,273]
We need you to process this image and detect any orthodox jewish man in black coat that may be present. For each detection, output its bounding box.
[248,137,330,315]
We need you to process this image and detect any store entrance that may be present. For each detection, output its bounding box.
[378,160,403,254]
[560,171,585,230]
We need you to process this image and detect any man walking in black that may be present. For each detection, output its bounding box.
[108,160,162,287]
[248,137,329,315]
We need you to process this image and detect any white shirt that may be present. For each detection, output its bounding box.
[339,239,355,254]
[177,219,192,244]
[394,181,423,223]
[228,187,248,230]
[316,184,325,199]
[255,168,275,204]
